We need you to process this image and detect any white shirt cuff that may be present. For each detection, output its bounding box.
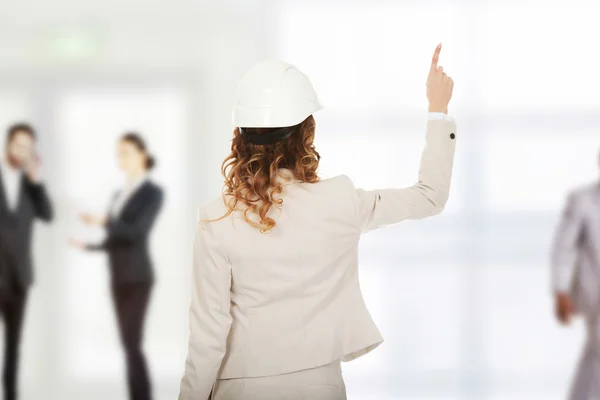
[428,112,454,122]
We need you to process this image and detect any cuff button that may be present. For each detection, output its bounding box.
[450,133,455,139]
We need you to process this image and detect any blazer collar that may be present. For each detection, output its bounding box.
[0,163,7,209]
[0,161,24,213]
[115,180,151,218]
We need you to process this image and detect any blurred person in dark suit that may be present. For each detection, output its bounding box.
[552,150,600,399]
[71,132,163,400]
[0,123,53,400]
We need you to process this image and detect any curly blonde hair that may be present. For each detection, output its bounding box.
[210,115,320,233]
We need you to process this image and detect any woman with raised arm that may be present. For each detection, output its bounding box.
[179,44,455,400]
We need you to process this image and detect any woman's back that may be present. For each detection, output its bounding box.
[202,174,382,378]
[179,47,455,399]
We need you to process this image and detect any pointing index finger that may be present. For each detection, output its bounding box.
[430,43,442,73]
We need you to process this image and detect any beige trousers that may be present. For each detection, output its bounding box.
[212,360,347,400]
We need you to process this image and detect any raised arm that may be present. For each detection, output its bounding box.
[23,150,53,222]
[354,44,457,232]
[26,180,53,222]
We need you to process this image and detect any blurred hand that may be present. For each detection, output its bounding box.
[80,213,107,226]
[555,292,575,325]
[24,151,41,183]
[427,43,454,114]
[69,238,86,249]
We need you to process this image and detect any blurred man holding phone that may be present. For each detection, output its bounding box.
[0,123,53,400]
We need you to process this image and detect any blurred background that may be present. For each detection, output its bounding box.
[0,0,599,398]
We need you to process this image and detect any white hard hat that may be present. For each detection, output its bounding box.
[232,60,322,128]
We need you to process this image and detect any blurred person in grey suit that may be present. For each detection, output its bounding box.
[71,133,163,400]
[552,151,600,399]
[179,44,456,400]
[0,123,53,400]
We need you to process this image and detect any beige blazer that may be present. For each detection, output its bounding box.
[179,119,457,399]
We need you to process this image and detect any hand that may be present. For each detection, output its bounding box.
[69,238,86,249]
[24,152,41,183]
[80,213,107,226]
[427,43,454,114]
[555,292,575,325]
